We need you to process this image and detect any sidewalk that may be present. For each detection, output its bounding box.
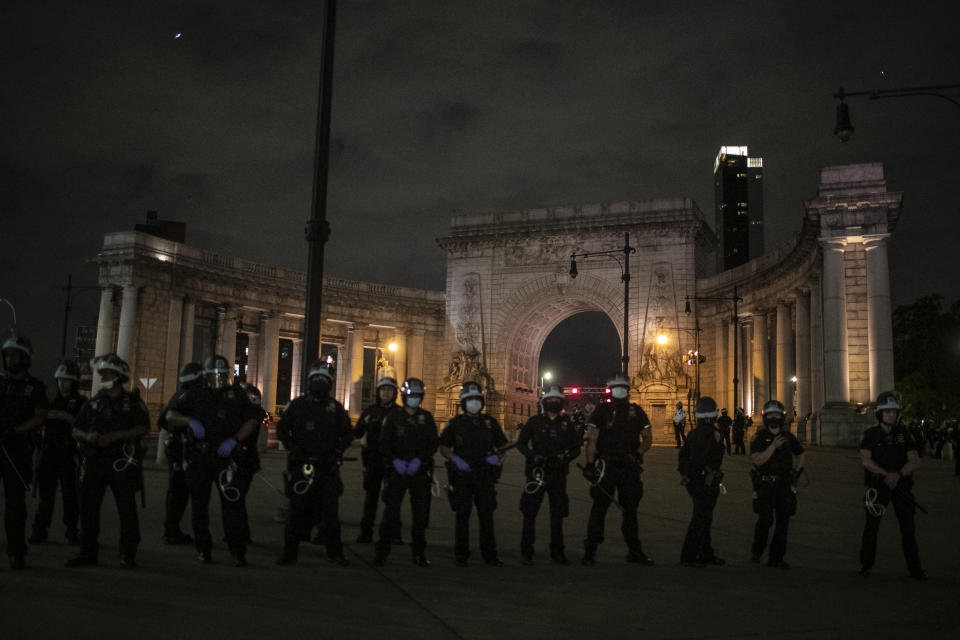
[2,444,958,639]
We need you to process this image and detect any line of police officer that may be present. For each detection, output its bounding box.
[0,335,927,578]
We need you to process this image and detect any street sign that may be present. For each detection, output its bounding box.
[139,377,158,390]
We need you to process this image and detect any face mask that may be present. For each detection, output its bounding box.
[406,396,422,409]
[543,400,563,414]
[611,387,628,400]
[465,399,483,414]
[100,377,118,390]
[310,379,331,398]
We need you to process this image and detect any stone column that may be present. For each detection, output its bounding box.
[742,321,753,414]
[290,339,302,400]
[260,314,281,415]
[347,325,366,415]
[220,307,238,382]
[727,321,736,411]
[162,296,183,403]
[752,312,768,417]
[408,329,425,380]
[795,288,811,418]
[714,323,726,410]
[810,277,824,414]
[393,331,408,385]
[335,344,346,404]
[180,298,196,369]
[821,241,850,403]
[776,301,793,413]
[864,235,895,399]
[92,287,116,394]
[116,285,139,365]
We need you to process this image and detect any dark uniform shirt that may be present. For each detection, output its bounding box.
[439,413,507,466]
[43,391,85,450]
[354,403,397,455]
[168,384,259,447]
[516,413,581,471]
[859,424,917,486]
[379,407,439,465]
[73,389,150,458]
[589,401,650,460]
[678,423,724,477]
[717,414,733,434]
[750,428,804,475]
[0,373,48,450]
[277,394,353,465]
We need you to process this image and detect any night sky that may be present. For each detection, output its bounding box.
[3,0,959,383]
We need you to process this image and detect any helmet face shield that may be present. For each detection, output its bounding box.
[203,355,231,389]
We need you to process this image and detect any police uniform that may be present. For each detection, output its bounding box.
[71,388,148,564]
[858,423,924,577]
[440,412,507,564]
[679,421,725,565]
[157,389,192,542]
[375,406,439,562]
[516,412,581,561]
[732,412,747,454]
[169,383,260,562]
[277,392,353,562]
[233,398,264,545]
[584,401,651,561]
[354,400,397,541]
[673,407,687,447]
[717,413,733,454]
[750,428,803,565]
[31,387,83,543]
[0,372,48,563]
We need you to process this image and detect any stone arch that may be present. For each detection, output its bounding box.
[492,273,625,393]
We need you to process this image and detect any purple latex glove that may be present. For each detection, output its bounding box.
[188,418,205,439]
[406,458,422,475]
[485,454,500,465]
[392,458,408,475]
[452,455,470,472]
[217,437,238,458]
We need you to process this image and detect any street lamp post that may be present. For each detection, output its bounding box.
[833,84,960,142]
[685,286,743,409]
[569,232,636,377]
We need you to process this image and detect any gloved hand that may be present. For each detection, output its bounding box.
[406,458,422,475]
[188,418,205,439]
[452,455,470,472]
[392,458,408,475]
[582,461,598,483]
[217,437,238,458]
[484,454,500,465]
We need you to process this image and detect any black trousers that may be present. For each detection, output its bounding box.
[673,424,686,447]
[733,433,746,455]
[376,470,430,557]
[681,479,719,563]
[752,483,796,563]
[32,446,79,538]
[284,464,344,558]
[860,484,922,574]
[519,469,568,555]
[721,431,732,455]
[0,446,32,557]
[185,455,248,558]
[77,456,140,559]
[450,471,498,561]
[584,462,643,555]
[163,461,190,537]
[359,454,384,537]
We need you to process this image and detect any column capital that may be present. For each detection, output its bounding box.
[861,233,891,250]
[818,237,847,250]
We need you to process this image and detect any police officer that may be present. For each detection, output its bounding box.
[30,360,83,546]
[439,381,508,567]
[750,399,805,569]
[678,396,726,567]
[373,378,438,566]
[581,374,653,566]
[163,354,260,566]
[859,392,926,580]
[155,362,202,545]
[516,384,581,565]
[276,359,353,566]
[673,401,687,448]
[353,376,399,544]
[235,382,265,545]
[0,336,48,569]
[66,354,148,569]
[732,408,747,455]
[717,408,733,455]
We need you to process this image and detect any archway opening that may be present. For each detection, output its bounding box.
[538,311,621,409]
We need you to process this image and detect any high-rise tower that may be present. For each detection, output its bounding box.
[714,146,764,271]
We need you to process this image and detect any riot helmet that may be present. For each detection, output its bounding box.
[762,400,786,430]
[242,383,262,407]
[400,377,425,409]
[203,354,231,389]
[307,358,333,398]
[875,391,900,425]
[2,335,33,374]
[54,360,81,395]
[607,374,630,401]
[694,396,719,423]
[721,408,728,415]
[459,380,484,414]
[676,401,683,410]
[541,384,565,415]
[377,376,399,405]
[178,362,203,389]
[93,353,129,390]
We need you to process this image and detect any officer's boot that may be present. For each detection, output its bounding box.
[581,540,596,566]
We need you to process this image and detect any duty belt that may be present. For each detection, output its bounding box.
[760,474,786,483]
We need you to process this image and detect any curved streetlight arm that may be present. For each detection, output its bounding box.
[834,84,960,108]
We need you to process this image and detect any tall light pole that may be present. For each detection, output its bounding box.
[833,83,960,142]
[685,286,743,408]
[569,232,636,377]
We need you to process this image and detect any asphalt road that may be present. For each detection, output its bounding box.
[2,443,958,639]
